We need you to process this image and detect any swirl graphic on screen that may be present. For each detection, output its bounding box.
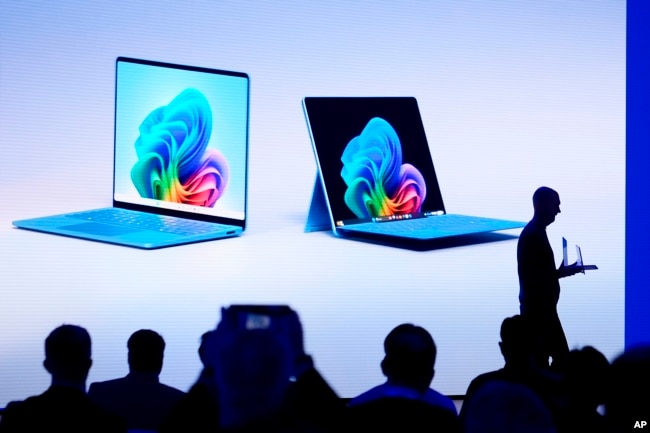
[341,117,426,218]
[131,88,229,207]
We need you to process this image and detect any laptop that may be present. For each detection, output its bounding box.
[577,245,598,271]
[303,97,525,246]
[564,238,598,271]
[13,57,249,249]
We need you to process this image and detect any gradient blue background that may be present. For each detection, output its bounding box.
[0,0,645,405]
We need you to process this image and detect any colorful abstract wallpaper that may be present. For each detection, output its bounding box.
[341,117,426,218]
[131,88,230,208]
[113,61,248,220]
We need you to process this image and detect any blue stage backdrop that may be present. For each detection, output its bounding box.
[0,0,644,407]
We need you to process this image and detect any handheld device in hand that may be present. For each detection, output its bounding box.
[563,237,598,271]
[576,245,598,271]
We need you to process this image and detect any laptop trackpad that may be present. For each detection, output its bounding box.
[62,222,145,237]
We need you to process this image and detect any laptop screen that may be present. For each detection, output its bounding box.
[304,97,445,227]
[113,57,249,224]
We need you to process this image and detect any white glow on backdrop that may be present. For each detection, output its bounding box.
[0,0,625,404]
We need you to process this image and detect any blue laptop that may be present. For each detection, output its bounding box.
[303,97,525,247]
[13,57,249,249]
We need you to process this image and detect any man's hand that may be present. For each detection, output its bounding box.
[558,261,583,278]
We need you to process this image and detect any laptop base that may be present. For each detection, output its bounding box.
[338,228,520,251]
[305,170,523,250]
[13,209,242,250]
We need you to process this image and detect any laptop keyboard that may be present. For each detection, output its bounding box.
[67,208,232,236]
[344,213,523,237]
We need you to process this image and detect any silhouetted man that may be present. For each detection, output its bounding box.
[89,329,185,431]
[0,324,125,433]
[461,380,557,433]
[517,187,582,370]
[159,331,221,433]
[461,315,562,427]
[344,323,462,432]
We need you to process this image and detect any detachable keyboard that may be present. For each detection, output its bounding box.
[339,213,524,239]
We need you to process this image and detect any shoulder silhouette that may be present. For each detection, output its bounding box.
[0,324,126,433]
[88,329,185,431]
[345,323,461,432]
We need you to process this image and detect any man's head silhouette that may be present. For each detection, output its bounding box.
[380,323,436,393]
[127,329,165,375]
[532,186,561,226]
[44,324,92,388]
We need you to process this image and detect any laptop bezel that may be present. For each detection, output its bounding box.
[303,96,448,236]
[113,57,250,231]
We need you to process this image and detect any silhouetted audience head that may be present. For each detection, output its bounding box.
[461,314,562,426]
[0,325,127,432]
[198,330,217,369]
[463,380,557,433]
[499,314,535,364]
[380,323,436,393]
[44,324,92,386]
[127,329,165,375]
[606,344,650,432]
[158,331,221,433]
